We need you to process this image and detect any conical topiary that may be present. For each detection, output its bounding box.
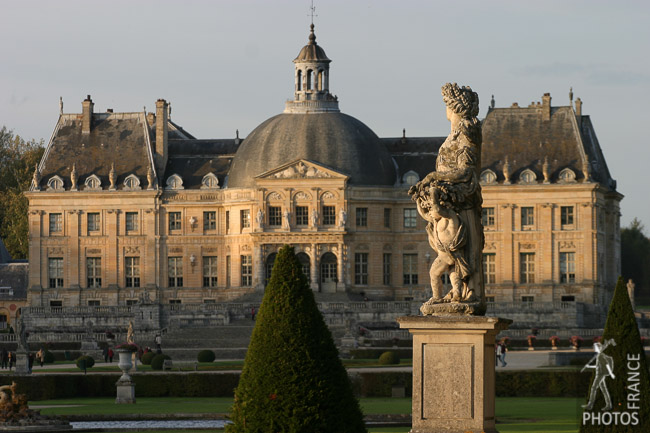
[227,245,366,433]
[580,276,650,432]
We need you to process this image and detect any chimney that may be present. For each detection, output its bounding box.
[155,99,169,176]
[541,93,551,121]
[575,97,582,127]
[82,95,94,134]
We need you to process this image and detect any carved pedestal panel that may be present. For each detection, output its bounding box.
[397,316,511,433]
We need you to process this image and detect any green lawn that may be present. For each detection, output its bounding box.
[34,396,581,433]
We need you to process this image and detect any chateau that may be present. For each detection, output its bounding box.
[21,25,621,331]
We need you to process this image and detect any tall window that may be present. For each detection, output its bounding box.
[125,257,140,288]
[48,258,64,288]
[168,257,183,287]
[225,211,230,232]
[203,256,218,287]
[296,206,309,226]
[482,207,495,227]
[403,208,417,228]
[126,212,138,232]
[268,206,281,226]
[87,213,100,233]
[226,256,231,287]
[323,205,336,225]
[521,207,534,228]
[383,253,392,285]
[356,208,368,227]
[86,257,101,288]
[241,255,252,286]
[168,212,181,231]
[384,208,391,228]
[561,206,574,226]
[559,252,576,283]
[204,211,216,230]
[520,253,535,283]
[240,209,250,229]
[483,253,496,284]
[354,253,368,285]
[403,254,418,285]
[49,213,63,233]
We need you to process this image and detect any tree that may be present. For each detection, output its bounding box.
[580,277,650,432]
[0,126,44,259]
[621,219,650,299]
[227,245,366,433]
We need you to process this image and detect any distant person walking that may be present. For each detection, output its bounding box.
[499,342,507,367]
[108,348,114,363]
[251,307,256,321]
[102,346,109,362]
[36,348,44,367]
[8,352,14,370]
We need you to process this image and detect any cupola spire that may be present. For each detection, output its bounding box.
[284,24,339,114]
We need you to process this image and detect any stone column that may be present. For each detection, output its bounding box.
[397,316,511,433]
[310,243,318,291]
[255,244,265,291]
[336,243,344,291]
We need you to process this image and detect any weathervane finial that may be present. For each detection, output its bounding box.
[309,0,317,25]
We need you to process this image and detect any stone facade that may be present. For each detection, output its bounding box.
[22,25,621,331]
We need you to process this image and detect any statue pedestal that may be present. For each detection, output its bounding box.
[397,315,511,433]
[14,350,30,375]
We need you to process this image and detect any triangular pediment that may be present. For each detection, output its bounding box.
[255,159,349,181]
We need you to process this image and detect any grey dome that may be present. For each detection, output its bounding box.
[228,112,397,188]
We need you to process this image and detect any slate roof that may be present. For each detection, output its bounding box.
[0,263,28,299]
[481,105,615,188]
[294,24,331,63]
[37,113,155,191]
[382,136,444,183]
[164,139,238,189]
[0,238,10,263]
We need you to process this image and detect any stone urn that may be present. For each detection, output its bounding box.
[526,335,536,351]
[117,350,134,381]
[550,336,559,350]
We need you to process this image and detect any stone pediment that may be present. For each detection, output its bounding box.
[255,159,348,181]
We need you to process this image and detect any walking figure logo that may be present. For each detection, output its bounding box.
[581,338,616,411]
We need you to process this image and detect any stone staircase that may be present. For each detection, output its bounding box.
[146,319,255,360]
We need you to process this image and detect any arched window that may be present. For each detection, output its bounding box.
[296,252,311,281]
[519,169,537,184]
[47,175,64,191]
[558,168,576,183]
[317,70,324,91]
[84,174,101,190]
[265,253,277,285]
[306,69,313,90]
[320,252,337,283]
[123,174,141,190]
[297,70,303,91]
[480,169,497,184]
[201,173,219,189]
[403,170,419,186]
[166,174,184,190]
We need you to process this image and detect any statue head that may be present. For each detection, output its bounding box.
[441,83,480,119]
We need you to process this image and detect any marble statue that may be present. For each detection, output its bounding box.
[256,209,264,229]
[339,209,347,227]
[408,83,485,315]
[109,163,116,189]
[59,96,63,115]
[16,315,27,351]
[282,210,290,229]
[311,209,319,227]
[31,164,41,190]
[147,164,154,189]
[70,163,77,190]
[627,279,636,310]
[127,320,135,344]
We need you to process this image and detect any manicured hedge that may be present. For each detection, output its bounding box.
[378,351,400,365]
[197,350,216,363]
[0,370,596,400]
[140,352,156,365]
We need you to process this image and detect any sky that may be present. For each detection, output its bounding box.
[2,0,649,229]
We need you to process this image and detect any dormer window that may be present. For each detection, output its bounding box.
[480,169,497,184]
[403,170,419,186]
[166,174,184,190]
[201,173,220,189]
[84,174,101,190]
[47,175,64,191]
[123,174,141,191]
[558,168,576,183]
[519,169,537,184]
